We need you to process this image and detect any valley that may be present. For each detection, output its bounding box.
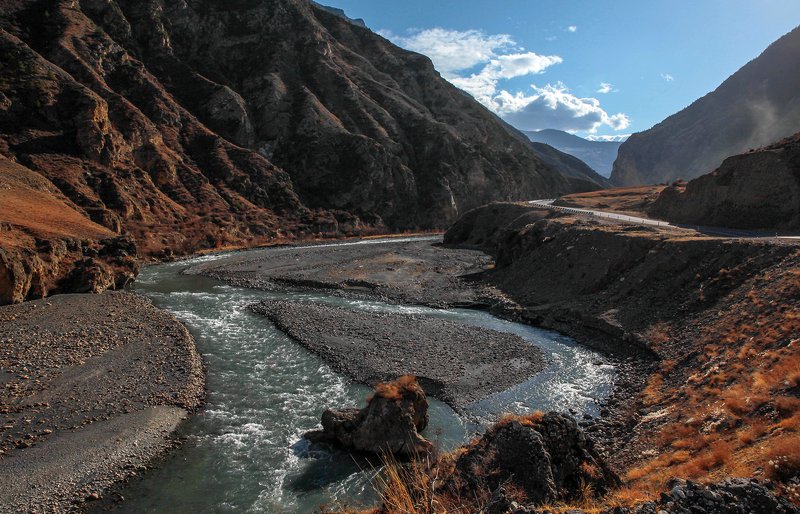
[1,0,799,512]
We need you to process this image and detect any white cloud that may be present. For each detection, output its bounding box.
[586,134,631,142]
[379,28,514,73]
[450,52,563,100]
[567,25,578,32]
[661,73,675,82]
[492,83,631,134]
[381,27,629,134]
[597,82,614,94]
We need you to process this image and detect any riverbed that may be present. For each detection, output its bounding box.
[116,239,615,513]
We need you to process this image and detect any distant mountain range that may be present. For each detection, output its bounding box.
[612,25,800,186]
[523,129,624,178]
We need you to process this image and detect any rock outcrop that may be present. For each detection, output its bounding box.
[611,25,800,186]
[648,132,800,230]
[304,376,433,457]
[0,0,602,303]
[0,157,138,304]
[446,412,619,506]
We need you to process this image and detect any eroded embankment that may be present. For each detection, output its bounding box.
[445,202,800,500]
[0,292,204,512]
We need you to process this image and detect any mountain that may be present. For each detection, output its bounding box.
[524,129,623,178]
[648,132,800,230]
[0,0,601,303]
[526,142,613,189]
[312,2,367,27]
[611,25,800,186]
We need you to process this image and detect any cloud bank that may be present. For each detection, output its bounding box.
[382,28,628,134]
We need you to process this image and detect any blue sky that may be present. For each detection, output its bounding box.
[322,0,799,139]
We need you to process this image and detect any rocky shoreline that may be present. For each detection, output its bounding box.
[0,292,204,512]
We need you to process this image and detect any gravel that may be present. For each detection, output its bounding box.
[0,292,204,512]
[250,300,546,410]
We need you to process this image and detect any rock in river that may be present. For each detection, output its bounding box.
[305,376,433,457]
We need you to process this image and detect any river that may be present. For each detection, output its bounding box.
[115,240,615,513]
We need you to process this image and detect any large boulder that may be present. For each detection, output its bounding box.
[304,376,432,457]
[447,412,620,506]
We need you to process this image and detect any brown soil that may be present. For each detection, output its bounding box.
[554,185,666,217]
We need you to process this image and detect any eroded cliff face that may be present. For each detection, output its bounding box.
[89,0,600,228]
[0,0,600,303]
[648,133,800,231]
[610,25,800,186]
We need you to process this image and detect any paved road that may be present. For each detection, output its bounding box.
[528,199,800,241]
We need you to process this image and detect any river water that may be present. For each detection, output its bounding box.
[115,241,615,513]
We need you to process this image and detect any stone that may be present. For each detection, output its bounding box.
[304,376,432,457]
[446,412,620,505]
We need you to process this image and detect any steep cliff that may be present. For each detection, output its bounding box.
[0,0,598,303]
[611,25,800,186]
[648,133,800,230]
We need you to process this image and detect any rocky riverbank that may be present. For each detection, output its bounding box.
[250,300,545,410]
[444,202,800,503]
[0,292,204,512]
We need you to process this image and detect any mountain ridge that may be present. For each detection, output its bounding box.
[0,0,601,303]
[611,25,800,186]
[524,129,623,178]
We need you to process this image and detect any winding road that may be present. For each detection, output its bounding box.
[528,199,800,241]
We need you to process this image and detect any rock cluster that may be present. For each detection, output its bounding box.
[305,376,433,457]
[447,412,620,507]
[505,478,800,513]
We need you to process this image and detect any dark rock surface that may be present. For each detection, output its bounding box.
[611,25,800,186]
[648,132,800,231]
[305,376,432,456]
[250,299,546,409]
[446,412,619,506]
[514,478,800,513]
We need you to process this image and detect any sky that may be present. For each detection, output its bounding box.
[321,0,799,140]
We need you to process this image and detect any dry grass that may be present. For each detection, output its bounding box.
[621,256,800,500]
[373,375,421,401]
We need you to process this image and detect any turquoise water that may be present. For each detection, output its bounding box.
[116,242,614,513]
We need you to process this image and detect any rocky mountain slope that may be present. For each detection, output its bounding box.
[0,156,138,304]
[611,25,800,186]
[649,132,800,230]
[525,129,623,178]
[0,0,600,304]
